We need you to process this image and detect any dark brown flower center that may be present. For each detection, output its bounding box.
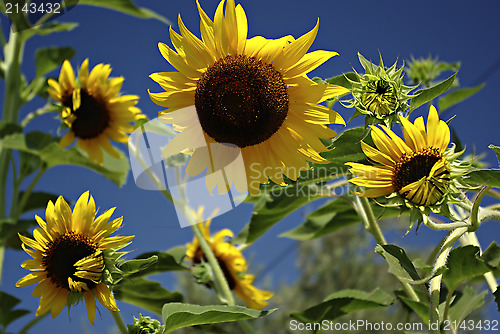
[68,89,110,139]
[43,232,100,291]
[392,147,447,192]
[193,247,236,290]
[195,55,289,147]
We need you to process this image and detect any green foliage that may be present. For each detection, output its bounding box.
[325,72,358,89]
[161,303,275,333]
[16,191,59,215]
[0,291,30,330]
[114,277,183,316]
[128,314,164,334]
[442,246,490,292]
[447,286,487,329]
[489,145,500,167]
[280,198,359,240]
[481,242,500,268]
[79,0,171,24]
[494,288,500,311]
[1,131,130,186]
[290,288,393,326]
[409,72,456,112]
[438,84,485,112]
[463,169,500,189]
[376,244,446,285]
[34,46,75,78]
[131,246,189,277]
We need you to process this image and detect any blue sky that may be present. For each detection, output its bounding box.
[2,0,500,332]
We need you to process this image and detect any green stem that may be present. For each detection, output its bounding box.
[0,245,4,288]
[190,223,235,306]
[111,310,128,334]
[429,227,468,333]
[18,312,49,334]
[20,104,55,128]
[15,167,46,219]
[424,216,470,231]
[470,186,491,231]
[354,196,420,302]
[238,319,256,334]
[355,196,386,244]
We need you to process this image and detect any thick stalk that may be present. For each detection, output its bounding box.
[355,196,420,302]
[190,223,235,306]
[111,310,128,334]
[18,312,49,334]
[428,227,468,333]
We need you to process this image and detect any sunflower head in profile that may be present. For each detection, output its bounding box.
[48,59,145,165]
[347,53,416,127]
[186,211,273,310]
[346,105,468,216]
[149,0,349,196]
[16,191,133,324]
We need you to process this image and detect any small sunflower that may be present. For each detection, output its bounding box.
[16,191,133,324]
[186,215,273,310]
[48,59,144,164]
[346,105,464,208]
[149,0,349,195]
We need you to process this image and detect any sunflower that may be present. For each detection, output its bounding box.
[346,105,454,207]
[16,191,133,324]
[48,59,144,164]
[186,215,273,310]
[149,0,349,195]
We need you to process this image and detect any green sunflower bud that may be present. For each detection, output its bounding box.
[128,314,163,334]
[346,53,417,127]
[405,55,460,88]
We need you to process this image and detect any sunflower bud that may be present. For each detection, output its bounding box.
[128,314,163,334]
[405,55,460,87]
[347,53,417,127]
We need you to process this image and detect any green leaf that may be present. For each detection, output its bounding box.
[375,244,446,285]
[291,289,393,326]
[35,47,75,78]
[233,187,320,245]
[130,246,189,277]
[1,132,130,186]
[162,303,275,333]
[375,244,420,282]
[397,290,430,323]
[320,126,372,168]
[114,277,183,315]
[0,291,30,328]
[0,219,37,249]
[489,145,500,167]
[79,0,171,24]
[409,72,457,112]
[118,255,158,275]
[463,169,500,188]
[447,286,486,328]
[325,72,358,89]
[481,242,500,268]
[17,191,59,215]
[280,198,359,240]
[442,246,490,292]
[438,84,484,112]
[32,21,79,36]
[0,121,22,138]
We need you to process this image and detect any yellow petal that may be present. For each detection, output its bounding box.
[94,283,119,311]
[16,271,45,287]
[84,290,97,325]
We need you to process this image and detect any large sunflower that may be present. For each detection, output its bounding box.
[186,215,273,310]
[48,59,144,164]
[16,191,133,324]
[149,0,349,195]
[346,106,452,207]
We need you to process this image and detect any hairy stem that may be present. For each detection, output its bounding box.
[355,196,420,302]
[429,227,468,333]
[111,310,128,334]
